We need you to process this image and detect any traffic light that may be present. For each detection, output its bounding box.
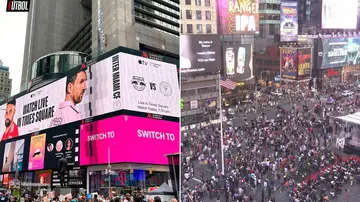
[180,98,184,110]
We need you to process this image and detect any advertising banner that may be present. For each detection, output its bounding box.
[321,0,358,29]
[217,0,260,34]
[34,170,52,185]
[44,122,80,169]
[118,53,179,117]
[223,44,253,81]
[180,35,221,75]
[28,134,46,170]
[79,115,180,166]
[318,37,360,68]
[0,52,179,142]
[52,168,86,188]
[280,1,298,42]
[2,138,25,172]
[280,48,298,80]
[297,48,312,80]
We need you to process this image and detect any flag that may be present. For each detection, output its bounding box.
[220,77,237,90]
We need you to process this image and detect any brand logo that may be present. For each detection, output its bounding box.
[142,52,149,58]
[30,90,42,98]
[159,81,172,96]
[131,76,146,91]
[113,100,121,110]
[138,59,161,68]
[6,0,30,12]
[327,69,339,77]
[131,76,156,91]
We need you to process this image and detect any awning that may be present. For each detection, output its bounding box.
[336,112,360,125]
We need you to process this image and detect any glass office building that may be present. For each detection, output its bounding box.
[30,51,88,81]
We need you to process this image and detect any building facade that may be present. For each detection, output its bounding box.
[21,0,92,91]
[180,0,218,34]
[259,0,281,38]
[0,61,12,101]
[62,20,92,55]
[29,51,88,91]
[92,0,179,60]
[22,0,180,91]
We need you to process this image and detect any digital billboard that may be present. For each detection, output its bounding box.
[2,138,25,172]
[180,35,221,75]
[217,0,260,34]
[223,44,253,81]
[280,1,298,42]
[280,48,298,80]
[34,169,52,185]
[0,51,179,142]
[44,122,80,169]
[297,48,312,80]
[28,134,46,170]
[321,0,358,29]
[318,37,360,68]
[79,115,180,166]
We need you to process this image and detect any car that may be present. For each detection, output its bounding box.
[342,90,354,97]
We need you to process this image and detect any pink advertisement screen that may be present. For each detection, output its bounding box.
[79,115,179,165]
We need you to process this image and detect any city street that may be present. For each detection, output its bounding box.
[182,94,360,202]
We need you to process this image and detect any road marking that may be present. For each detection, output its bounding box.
[192,178,202,182]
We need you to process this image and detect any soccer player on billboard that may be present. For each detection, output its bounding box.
[50,69,87,127]
[1,99,19,141]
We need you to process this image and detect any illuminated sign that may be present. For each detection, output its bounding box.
[218,0,260,34]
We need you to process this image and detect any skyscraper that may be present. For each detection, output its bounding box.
[21,0,91,91]
[22,0,180,91]
[92,0,179,58]
[0,60,13,101]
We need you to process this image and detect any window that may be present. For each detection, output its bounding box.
[187,24,193,33]
[185,0,191,5]
[196,24,203,33]
[196,10,202,20]
[186,10,192,19]
[205,0,210,6]
[195,0,201,6]
[206,24,212,34]
[181,24,183,33]
[205,11,211,20]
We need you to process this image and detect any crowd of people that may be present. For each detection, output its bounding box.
[0,192,178,202]
[181,82,360,202]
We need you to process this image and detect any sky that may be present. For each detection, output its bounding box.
[0,0,28,95]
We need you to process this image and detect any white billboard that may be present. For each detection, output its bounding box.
[322,0,358,29]
[119,53,180,118]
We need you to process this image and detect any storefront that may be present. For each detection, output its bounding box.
[343,65,360,82]
[87,164,170,196]
[222,79,256,106]
[321,67,343,85]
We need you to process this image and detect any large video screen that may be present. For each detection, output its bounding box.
[79,115,180,166]
[318,37,360,68]
[280,1,298,42]
[223,44,253,81]
[28,134,46,170]
[0,52,179,142]
[321,0,358,29]
[217,0,260,34]
[44,122,80,169]
[180,35,221,75]
[280,48,298,80]
[2,138,25,172]
[297,48,312,80]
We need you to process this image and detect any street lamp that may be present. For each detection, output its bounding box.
[105,145,114,198]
